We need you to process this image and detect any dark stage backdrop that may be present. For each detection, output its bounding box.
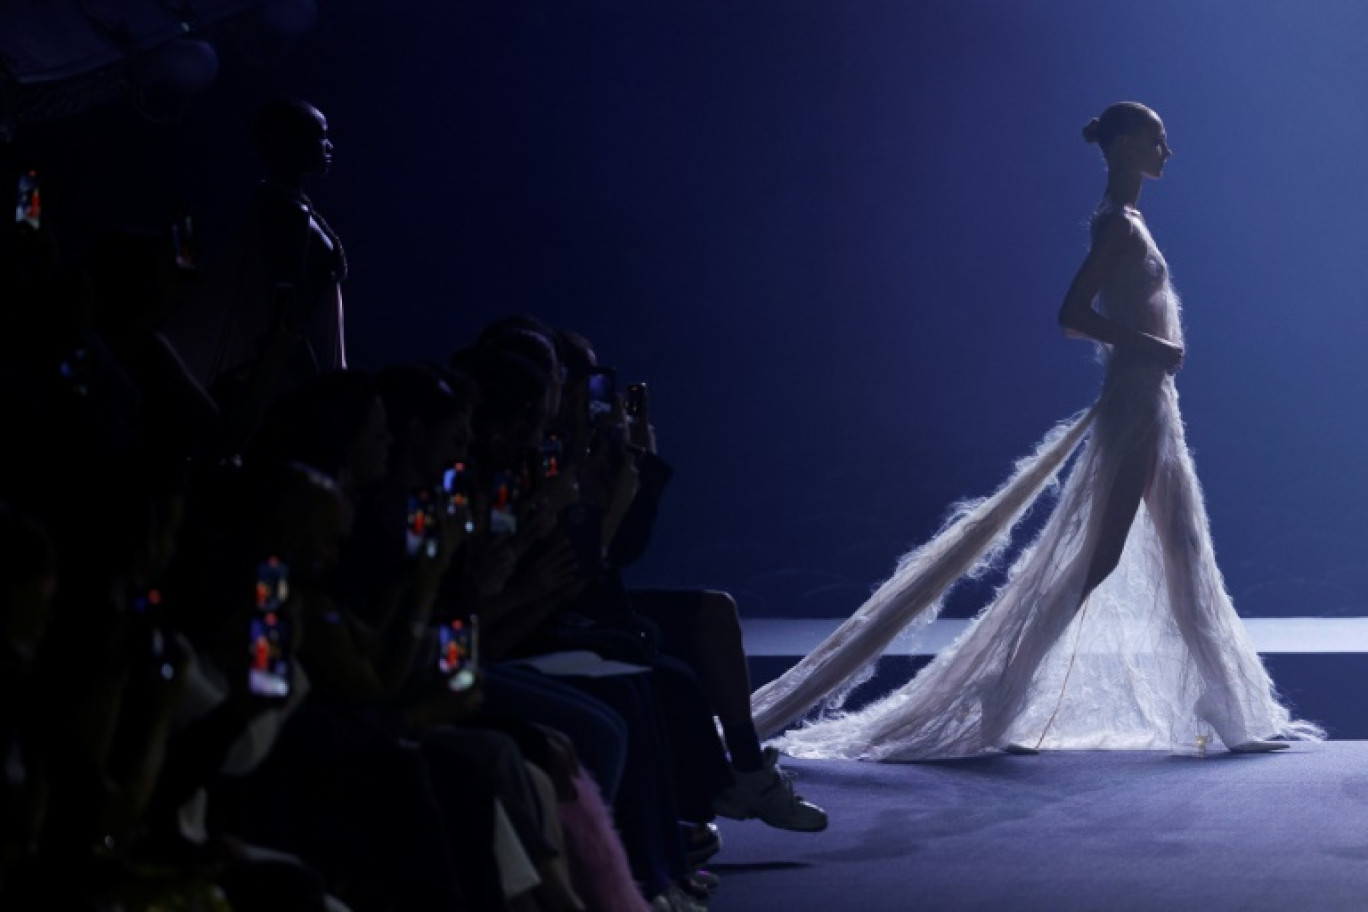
[13,1,1368,619]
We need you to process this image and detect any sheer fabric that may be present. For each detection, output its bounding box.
[167,184,346,390]
[752,204,1323,759]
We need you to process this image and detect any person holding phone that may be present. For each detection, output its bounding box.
[547,331,829,837]
[166,460,476,912]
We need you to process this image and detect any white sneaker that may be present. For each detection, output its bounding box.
[690,870,721,892]
[649,883,709,912]
[712,747,828,832]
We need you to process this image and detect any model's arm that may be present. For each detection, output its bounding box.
[1057,212,1183,372]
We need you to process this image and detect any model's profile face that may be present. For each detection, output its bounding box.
[1128,113,1171,179]
[302,108,334,175]
[1142,116,1171,178]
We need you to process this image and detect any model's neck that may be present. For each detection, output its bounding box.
[265,170,306,193]
[1104,171,1143,210]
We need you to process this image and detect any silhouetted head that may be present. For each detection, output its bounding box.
[551,327,599,433]
[475,324,562,421]
[240,460,346,583]
[254,99,333,180]
[251,370,392,491]
[377,364,475,485]
[469,350,550,468]
[1082,102,1171,179]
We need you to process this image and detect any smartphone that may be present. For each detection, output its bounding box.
[540,431,564,480]
[437,615,479,692]
[170,210,196,270]
[405,489,440,558]
[128,585,170,669]
[131,587,163,616]
[442,462,475,532]
[248,558,292,699]
[15,170,40,230]
[624,382,648,419]
[586,366,617,423]
[489,470,519,536]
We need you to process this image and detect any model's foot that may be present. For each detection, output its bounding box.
[1004,742,1041,755]
[713,747,829,832]
[1228,740,1291,753]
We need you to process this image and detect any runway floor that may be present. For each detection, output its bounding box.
[706,741,1368,912]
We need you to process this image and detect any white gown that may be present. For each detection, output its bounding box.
[752,203,1324,760]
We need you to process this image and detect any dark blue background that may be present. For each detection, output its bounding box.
[17,1,1368,618]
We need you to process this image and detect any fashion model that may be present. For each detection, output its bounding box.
[752,103,1323,760]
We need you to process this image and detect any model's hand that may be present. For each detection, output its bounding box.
[1156,340,1184,375]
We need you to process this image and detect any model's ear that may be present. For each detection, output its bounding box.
[1117,131,1145,164]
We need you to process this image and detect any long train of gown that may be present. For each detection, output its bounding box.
[752,208,1324,760]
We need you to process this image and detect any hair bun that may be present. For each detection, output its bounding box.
[1081,118,1102,144]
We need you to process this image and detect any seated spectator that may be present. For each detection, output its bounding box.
[554,328,828,834]
[234,370,588,911]
[199,457,474,911]
[369,362,648,910]
[0,504,53,905]
[455,339,714,910]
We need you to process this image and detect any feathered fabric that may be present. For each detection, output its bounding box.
[753,204,1323,759]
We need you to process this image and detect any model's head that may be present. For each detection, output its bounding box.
[255,99,333,178]
[1083,102,1171,179]
[248,461,346,582]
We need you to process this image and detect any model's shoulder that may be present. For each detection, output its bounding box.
[253,183,310,216]
[1090,206,1142,248]
[1090,204,1138,229]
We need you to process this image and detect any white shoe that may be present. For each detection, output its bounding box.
[1228,739,1291,753]
[690,870,721,892]
[649,883,709,912]
[712,747,828,832]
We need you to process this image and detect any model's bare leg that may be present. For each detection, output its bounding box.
[1080,437,1155,599]
[993,436,1155,751]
